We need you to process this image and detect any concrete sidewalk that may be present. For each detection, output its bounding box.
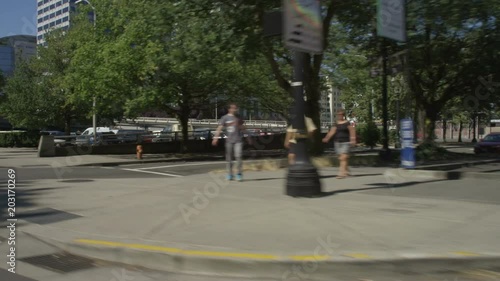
[5,167,500,279]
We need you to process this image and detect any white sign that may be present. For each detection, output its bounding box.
[283,0,323,54]
[377,0,406,42]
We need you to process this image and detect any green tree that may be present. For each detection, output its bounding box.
[0,61,58,130]
[0,71,5,91]
[405,0,500,143]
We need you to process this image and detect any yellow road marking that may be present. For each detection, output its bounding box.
[74,239,277,260]
[289,255,330,261]
[452,251,482,257]
[344,253,372,259]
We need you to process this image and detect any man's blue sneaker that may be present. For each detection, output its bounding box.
[227,174,233,181]
[236,174,242,181]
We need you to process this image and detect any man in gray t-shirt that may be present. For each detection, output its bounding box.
[212,103,246,181]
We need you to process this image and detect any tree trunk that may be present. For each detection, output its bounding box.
[424,106,439,143]
[442,119,447,142]
[458,121,463,142]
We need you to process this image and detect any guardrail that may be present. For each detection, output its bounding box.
[52,129,287,146]
[124,117,288,128]
[123,117,334,129]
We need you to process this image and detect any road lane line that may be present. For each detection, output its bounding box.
[122,168,183,177]
[137,162,224,170]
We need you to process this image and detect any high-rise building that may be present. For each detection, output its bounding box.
[36,0,77,45]
[0,35,37,77]
[320,80,342,128]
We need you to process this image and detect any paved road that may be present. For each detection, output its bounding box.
[3,233,500,281]
[1,161,229,180]
[2,160,500,280]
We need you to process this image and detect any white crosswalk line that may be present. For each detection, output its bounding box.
[137,162,223,170]
[121,168,183,177]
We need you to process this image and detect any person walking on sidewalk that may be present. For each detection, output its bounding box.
[212,103,247,181]
[322,109,356,179]
[284,115,317,165]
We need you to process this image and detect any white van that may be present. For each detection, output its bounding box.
[80,127,113,136]
[75,127,117,145]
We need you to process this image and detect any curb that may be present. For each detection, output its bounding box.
[25,232,500,280]
[385,169,500,181]
[413,158,500,171]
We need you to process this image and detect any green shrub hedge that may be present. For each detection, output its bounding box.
[0,131,40,147]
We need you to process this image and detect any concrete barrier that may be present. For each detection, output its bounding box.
[38,135,55,157]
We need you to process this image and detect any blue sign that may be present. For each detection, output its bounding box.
[400,118,415,168]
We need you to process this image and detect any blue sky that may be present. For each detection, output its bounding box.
[0,0,37,38]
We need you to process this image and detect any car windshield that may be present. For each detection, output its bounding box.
[483,134,500,142]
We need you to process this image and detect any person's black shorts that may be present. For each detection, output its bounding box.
[288,143,296,154]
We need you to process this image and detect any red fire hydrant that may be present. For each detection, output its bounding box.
[136,145,143,160]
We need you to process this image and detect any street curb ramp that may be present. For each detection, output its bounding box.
[24,231,500,280]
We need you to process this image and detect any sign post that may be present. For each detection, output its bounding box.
[377,0,406,42]
[376,0,406,160]
[400,118,415,168]
[283,0,323,197]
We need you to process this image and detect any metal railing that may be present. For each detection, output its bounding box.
[123,117,288,128]
[52,129,287,146]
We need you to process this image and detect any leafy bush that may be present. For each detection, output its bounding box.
[416,141,447,160]
[389,129,399,145]
[359,122,380,149]
[0,131,40,147]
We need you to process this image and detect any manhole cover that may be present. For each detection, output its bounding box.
[379,208,416,214]
[19,252,97,273]
[59,179,94,183]
[17,208,81,224]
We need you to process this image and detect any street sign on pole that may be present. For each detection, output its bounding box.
[377,0,406,42]
[400,118,415,168]
[283,0,323,54]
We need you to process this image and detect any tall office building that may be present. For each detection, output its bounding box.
[0,35,37,77]
[36,0,76,45]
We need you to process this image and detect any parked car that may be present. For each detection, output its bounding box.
[40,131,72,147]
[153,124,196,142]
[193,128,211,140]
[210,131,227,139]
[75,131,119,145]
[474,133,500,154]
[114,129,149,144]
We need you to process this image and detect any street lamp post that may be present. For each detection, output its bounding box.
[75,0,97,144]
[285,51,321,197]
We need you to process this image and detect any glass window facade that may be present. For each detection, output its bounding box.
[0,46,15,76]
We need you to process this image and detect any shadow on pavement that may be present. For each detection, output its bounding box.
[317,179,446,197]
[247,173,383,182]
[319,173,383,179]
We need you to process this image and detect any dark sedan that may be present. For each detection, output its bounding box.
[474,133,500,154]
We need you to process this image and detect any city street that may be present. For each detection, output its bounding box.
[1,163,500,280]
[8,161,229,181]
